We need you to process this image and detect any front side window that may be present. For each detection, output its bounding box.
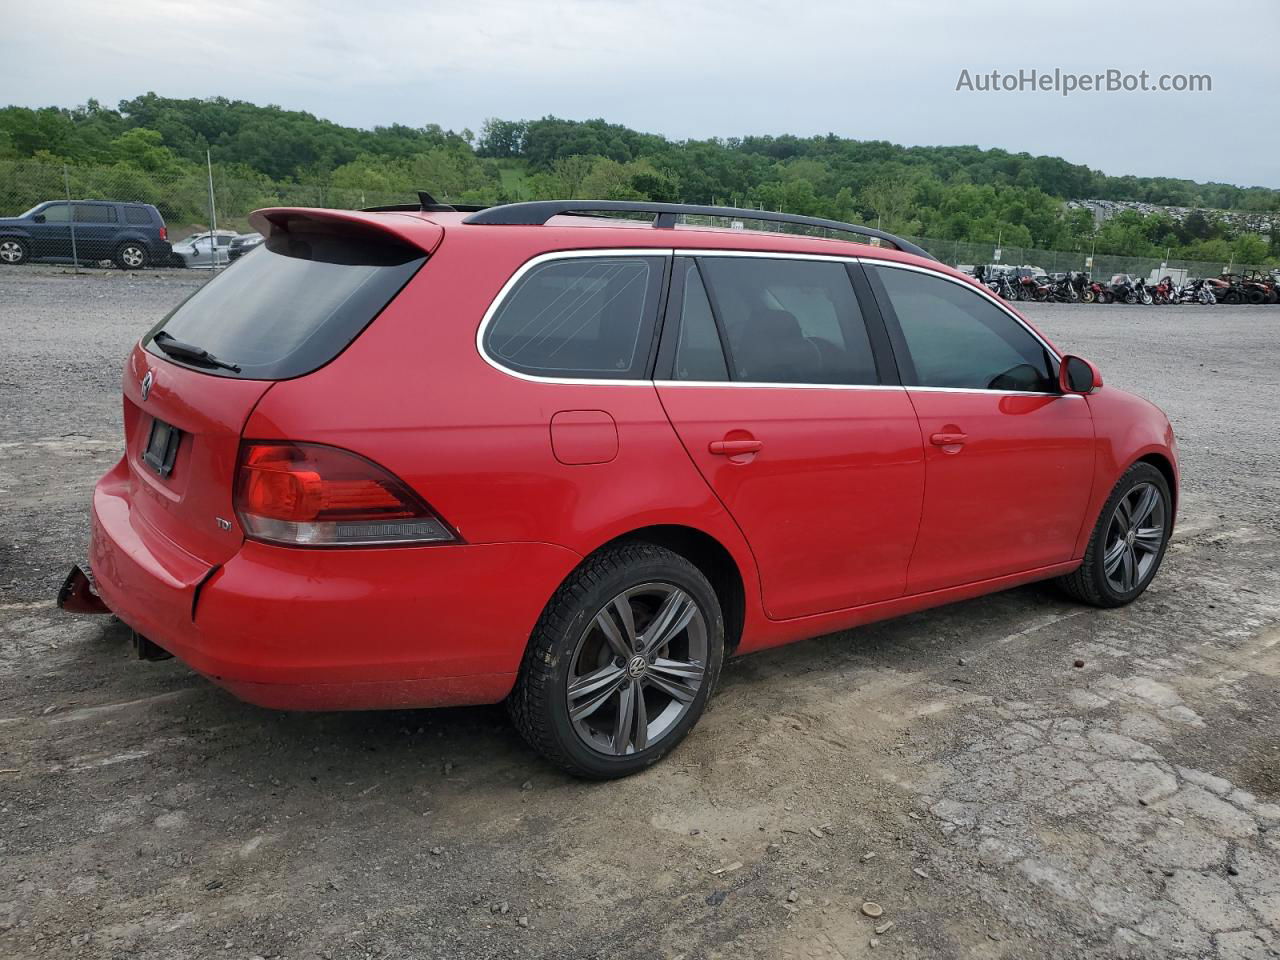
[37,203,70,222]
[696,257,877,385]
[74,204,117,223]
[871,265,1056,392]
[484,256,664,379]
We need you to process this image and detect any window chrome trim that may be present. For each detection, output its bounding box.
[475,248,674,386]
[654,380,902,391]
[476,247,1067,392]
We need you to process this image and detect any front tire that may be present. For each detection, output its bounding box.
[1057,462,1172,608]
[508,543,725,779]
[114,242,148,270]
[0,238,30,265]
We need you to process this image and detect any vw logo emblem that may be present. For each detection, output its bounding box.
[140,370,154,401]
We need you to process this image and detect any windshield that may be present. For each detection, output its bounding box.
[144,228,425,380]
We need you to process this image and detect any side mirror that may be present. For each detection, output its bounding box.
[32,214,45,223]
[1059,355,1102,395]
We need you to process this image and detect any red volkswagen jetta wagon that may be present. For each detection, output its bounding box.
[61,199,1178,778]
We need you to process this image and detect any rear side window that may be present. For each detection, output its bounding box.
[145,224,425,380]
[74,204,117,223]
[870,265,1056,392]
[124,207,153,225]
[483,256,665,379]
[696,257,878,385]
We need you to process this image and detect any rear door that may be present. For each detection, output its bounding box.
[655,255,925,620]
[72,203,120,259]
[865,263,1095,594]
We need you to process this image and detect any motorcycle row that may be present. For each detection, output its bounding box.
[970,268,1280,306]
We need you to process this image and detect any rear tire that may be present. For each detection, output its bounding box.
[1082,288,1096,303]
[0,238,29,265]
[508,542,725,779]
[114,242,148,270]
[1057,462,1171,608]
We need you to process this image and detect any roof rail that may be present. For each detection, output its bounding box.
[461,200,935,260]
[361,190,487,214]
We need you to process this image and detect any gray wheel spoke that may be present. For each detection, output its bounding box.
[1103,538,1127,575]
[1121,544,1138,591]
[1134,526,1163,554]
[612,680,637,754]
[630,681,648,752]
[641,589,696,655]
[1131,485,1159,528]
[593,609,632,660]
[611,596,638,649]
[568,666,627,721]
[645,671,698,704]
[1114,495,1134,530]
[649,657,705,683]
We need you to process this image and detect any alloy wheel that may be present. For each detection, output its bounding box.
[121,246,145,268]
[1102,481,1166,593]
[566,582,708,756]
[0,240,25,264]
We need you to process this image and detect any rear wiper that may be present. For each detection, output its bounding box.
[152,331,241,373]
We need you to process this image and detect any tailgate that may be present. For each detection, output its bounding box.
[122,344,271,566]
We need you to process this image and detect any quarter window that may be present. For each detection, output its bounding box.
[871,265,1056,392]
[696,257,877,385]
[484,256,664,379]
[124,206,153,225]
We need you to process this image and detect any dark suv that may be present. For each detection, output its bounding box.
[0,200,171,269]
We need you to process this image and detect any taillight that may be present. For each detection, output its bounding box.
[159,226,168,241]
[234,442,457,547]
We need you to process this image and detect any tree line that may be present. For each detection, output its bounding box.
[1,95,1275,265]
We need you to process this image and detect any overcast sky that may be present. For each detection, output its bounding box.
[3,0,1276,188]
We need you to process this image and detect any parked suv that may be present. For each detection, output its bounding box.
[0,199,170,269]
[60,200,1178,778]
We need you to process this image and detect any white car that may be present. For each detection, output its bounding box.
[170,230,238,269]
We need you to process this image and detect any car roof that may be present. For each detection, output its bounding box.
[249,205,982,289]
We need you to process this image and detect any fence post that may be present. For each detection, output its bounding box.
[206,150,220,276]
[63,165,79,275]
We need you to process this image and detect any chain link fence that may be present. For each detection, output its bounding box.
[0,158,1269,281]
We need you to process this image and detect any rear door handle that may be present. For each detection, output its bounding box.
[930,432,968,446]
[709,439,763,456]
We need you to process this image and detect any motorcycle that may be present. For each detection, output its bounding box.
[1049,273,1081,303]
[1084,279,1110,303]
[1177,278,1218,305]
[1016,274,1053,302]
[1106,275,1153,305]
[1151,276,1176,305]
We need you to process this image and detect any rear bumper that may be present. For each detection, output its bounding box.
[89,460,583,710]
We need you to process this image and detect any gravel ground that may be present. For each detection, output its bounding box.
[1,264,1278,960]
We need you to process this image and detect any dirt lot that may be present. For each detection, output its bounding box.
[1,265,1278,960]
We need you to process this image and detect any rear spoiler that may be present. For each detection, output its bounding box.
[248,208,444,256]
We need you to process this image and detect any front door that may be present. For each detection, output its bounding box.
[865,263,1095,594]
[655,255,925,620]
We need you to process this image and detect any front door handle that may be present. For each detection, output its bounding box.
[709,439,763,456]
[930,432,968,446]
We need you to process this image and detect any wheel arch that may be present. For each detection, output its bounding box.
[592,524,747,654]
[1135,451,1178,522]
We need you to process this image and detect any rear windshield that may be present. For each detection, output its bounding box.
[144,227,425,380]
